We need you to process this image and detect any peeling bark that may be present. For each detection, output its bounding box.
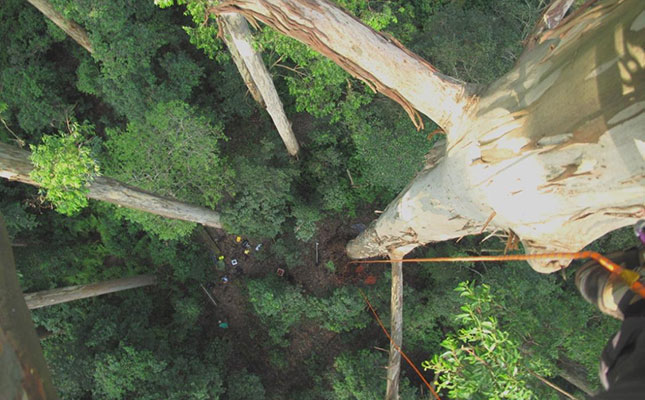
[0,215,58,399]
[0,142,223,229]
[212,0,472,131]
[385,258,403,400]
[349,0,645,272]
[219,13,300,156]
[23,275,157,309]
[26,0,93,53]
[523,0,576,54]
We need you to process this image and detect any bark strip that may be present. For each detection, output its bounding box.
[0,142,223,229]
[385,258,403,400]
[23,275,157,309]
[212,0,471,130]
[26,0,93,53]
[219,13,300,156]
[523,0,576,53]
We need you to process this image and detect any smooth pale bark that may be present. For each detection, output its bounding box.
[26,0,93,53]
[348,0,645,272]
[385,258,403,400]
[212,0,472,131]
[0,142,223,229]
[23,275,157,309]
[0,215,58,399]
[219,15,266,107]
[219,13,300,156]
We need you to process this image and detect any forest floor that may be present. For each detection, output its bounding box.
[196,210,386,394]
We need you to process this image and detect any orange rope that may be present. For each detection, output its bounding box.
[358,289,441,400]
[355,250,644,399]
[351,251,645,298]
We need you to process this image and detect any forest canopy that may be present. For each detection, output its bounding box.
[1,0,636,399]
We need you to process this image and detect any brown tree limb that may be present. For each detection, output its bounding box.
[23,275,157,309]
[211,0,473,131]
[0,142,223,229]
[25,0,93,53]
[0,214,59,399]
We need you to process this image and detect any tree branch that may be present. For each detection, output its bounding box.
[26,0,93,53]
[219,13,300,156]
[211,0,473,131]
[0,142,223,229]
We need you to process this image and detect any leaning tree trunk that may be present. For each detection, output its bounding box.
[0,142,223,229]
[23,274,157,309]
[214,0,645,273]
[0,214,58,399]
[219,13,300,156]
[26,0,93,53]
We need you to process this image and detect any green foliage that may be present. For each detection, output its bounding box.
[0,0,74,137]
[93,344,167,399]
[247,275,308,346]
[347,101,433,196]
[426,282,543,399]
[30,124,100,216]
[222,155,296,239]
[330,350,419,400]
[291,202,323,242]
[104,100,231,239]
[308,286,370,333]
[411,0,541,84]
[0,185,39,239]
[226,370,266,400]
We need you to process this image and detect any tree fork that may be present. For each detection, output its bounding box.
[348,0,645,272]
[211,0,473,131]
[0,142,224,229]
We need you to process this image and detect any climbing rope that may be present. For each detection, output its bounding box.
[351,251,645,298]
[355,250,645,400]
[359,289,442,400]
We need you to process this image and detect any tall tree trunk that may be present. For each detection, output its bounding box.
[0,214,58,399]
[23,274,157,309]
[0,142,223,229]
[219,13,300,156]
[25,0,93,53]
[385,258,403,400]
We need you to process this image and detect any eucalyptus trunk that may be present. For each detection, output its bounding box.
[0,142,223,229]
